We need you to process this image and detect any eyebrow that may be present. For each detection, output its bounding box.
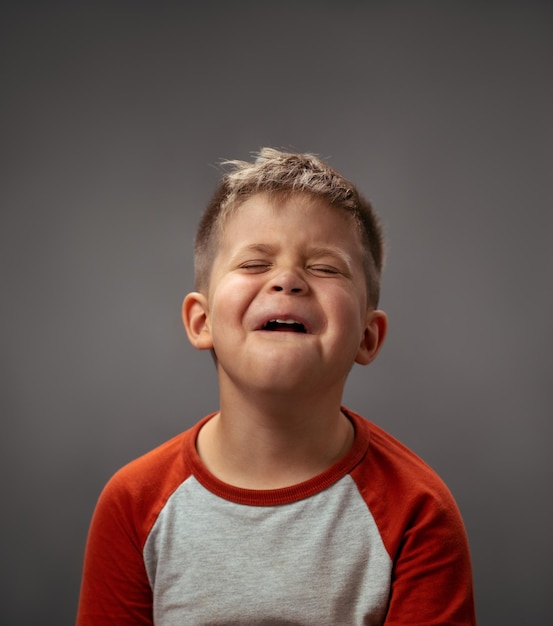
[308,246,353,265]
[227,243,276,262]
[236,243,276,255]
[231,243,354,269]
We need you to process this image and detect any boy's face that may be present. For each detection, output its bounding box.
[183,192,386,397]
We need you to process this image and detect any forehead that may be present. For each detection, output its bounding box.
[219,192,363,251]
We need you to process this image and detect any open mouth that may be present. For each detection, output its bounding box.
[262,319,307,333]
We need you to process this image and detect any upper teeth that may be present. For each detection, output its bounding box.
[271,319,298,324]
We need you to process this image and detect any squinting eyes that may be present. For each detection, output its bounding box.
[309,265,340,275]
[238,262,342,276]
[239,261,271,272]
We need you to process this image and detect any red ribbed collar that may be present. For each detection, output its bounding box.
[187,407,370,506]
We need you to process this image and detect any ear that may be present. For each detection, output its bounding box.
[355,309,388,366]
[182,292,213,350]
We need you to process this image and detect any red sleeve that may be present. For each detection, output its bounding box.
[383,484,476,625]
[76,470,154,626]
[76,430,194,626]
[350,415,477,625]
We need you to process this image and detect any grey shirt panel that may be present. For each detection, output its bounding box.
[144,474,391,625]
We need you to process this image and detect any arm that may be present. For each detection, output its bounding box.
[76,474,154,626]
[383,487,477,625]
[349,413,477,625]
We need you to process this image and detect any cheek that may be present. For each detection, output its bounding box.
[210,277,256,325]
[327,286,365,324]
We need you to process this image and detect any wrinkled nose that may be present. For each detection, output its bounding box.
[269,270,308,294]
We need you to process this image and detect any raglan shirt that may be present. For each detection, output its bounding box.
[76,408,476,625]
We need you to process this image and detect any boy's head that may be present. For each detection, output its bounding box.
[194,148,384,308]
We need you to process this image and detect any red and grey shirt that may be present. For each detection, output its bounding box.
[77,408,476,625]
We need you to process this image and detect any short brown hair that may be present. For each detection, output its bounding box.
[194,148,384,307]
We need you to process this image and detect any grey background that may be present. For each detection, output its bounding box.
[1,1,552,624]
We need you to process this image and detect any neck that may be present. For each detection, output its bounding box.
[196,386,354,490]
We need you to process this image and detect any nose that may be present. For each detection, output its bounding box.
[268,269,308,295]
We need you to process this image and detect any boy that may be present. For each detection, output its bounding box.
[77,148,476,625]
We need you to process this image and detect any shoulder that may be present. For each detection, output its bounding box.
[344,408,468,556]
[92,416,210,548]
[108,428,193,495]
[346,407,453,497]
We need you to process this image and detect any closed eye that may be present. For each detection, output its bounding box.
[239,260,272,273]
[308,265,342,276]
